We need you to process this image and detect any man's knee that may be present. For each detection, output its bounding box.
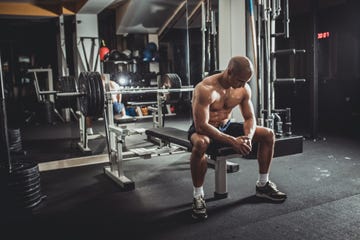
[255,126,275,144]
[263,127,275,144]
[191,136,210,153]
[113,102,124,114]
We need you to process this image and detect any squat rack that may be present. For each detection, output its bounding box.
[253,0,306,136]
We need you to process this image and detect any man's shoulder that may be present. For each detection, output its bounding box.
[110,81,121,89]
[197,76,218,87]
[195,79,214,92]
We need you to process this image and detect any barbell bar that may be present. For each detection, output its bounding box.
[53,72,193,118]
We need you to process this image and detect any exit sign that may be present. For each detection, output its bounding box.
[318,32,330,39]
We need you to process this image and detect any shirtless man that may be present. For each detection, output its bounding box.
[188,56,287,220]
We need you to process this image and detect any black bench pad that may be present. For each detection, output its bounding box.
[145,127,238,156]
[146,127,303,158]
[114,115,138,124]
[146,127,192,151]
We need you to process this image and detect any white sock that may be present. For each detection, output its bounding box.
[257,173,269,186]
[87,127,93,135]
[193,186,204,198]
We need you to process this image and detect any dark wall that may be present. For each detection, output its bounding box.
[0,17,59,126]
[98,9,117,51]
[276,0,360,137]
[0,17,59,81]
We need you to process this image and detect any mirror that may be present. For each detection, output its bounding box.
[157,0,191,116]
[187,0,219,86]
[109,0,194,117]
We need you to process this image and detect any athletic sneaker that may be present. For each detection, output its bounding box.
[256,181,287,201]
[192,196,208,220]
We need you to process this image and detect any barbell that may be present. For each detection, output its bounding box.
[54,72,192,118]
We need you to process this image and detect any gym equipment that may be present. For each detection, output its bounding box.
[79,37,100,72]
[1,161,46,210]
[8,128,23,154]
[57,76,77,108]
[0,50,11,172]
[76,72,193,153]
[101,72,194,190]
[56,76,78,122]
[78,71,105,118]
[1,51,44,211]
[99,40,110,61]
[30,69,72,123]
[142,48,153,62]
[143,42,158,62]
[146,42,158,52]
[108,49,129,61]
[108,50,122,61]
[255,0,306,134]
[75,71,190,118]
[159,73,182,102]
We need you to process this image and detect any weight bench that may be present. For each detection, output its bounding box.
[113,115,137,125]
[146,127,243,199]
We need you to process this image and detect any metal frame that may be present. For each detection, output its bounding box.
[256,0,305,136]
[101,77,194,190]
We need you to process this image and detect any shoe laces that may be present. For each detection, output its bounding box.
[268,181,279,192]
[194,196,206,209]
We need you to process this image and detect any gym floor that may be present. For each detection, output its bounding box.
[2,117,360,240]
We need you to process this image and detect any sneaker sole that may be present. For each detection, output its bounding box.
[192,213,208,220]
[256,192,287,202]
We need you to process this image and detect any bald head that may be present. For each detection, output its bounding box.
[227,56,254,82]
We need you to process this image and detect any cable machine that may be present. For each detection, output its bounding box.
[253,0,305,136]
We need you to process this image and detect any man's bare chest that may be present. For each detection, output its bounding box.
[210,90,243,110]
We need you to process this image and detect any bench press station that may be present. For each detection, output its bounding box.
[99,73,303,199]
[51,71,302,198]
[102,73,197,191]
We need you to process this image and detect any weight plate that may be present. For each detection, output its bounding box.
[8,177,41,192]
[8,173,41,187]
[8,170,40,182]
[11,181,41,195]
[91,72,103,117]
[97,73,105,117]
[88,72,97,117]
[9,162,39,177]
[86,72,95,117]
[160,73,182,102]
[78,72,89,116]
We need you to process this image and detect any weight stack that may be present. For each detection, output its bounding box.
[8,128,23,154]
[1,161,45,212]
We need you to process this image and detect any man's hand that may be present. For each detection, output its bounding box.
[232,136,252,155]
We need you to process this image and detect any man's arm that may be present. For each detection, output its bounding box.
[239,84,257,140]
[110,81,121,102]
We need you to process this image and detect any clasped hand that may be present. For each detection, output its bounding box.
[233,136,252,156]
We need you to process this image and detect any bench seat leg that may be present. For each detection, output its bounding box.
[214,156,228,199]
[207,158,240,173]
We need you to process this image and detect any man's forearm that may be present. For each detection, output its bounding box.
[243,118,256,140]
[196,124,236,146]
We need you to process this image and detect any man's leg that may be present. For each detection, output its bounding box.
[86,117,93,135]
[190,133,210,220]
[120,103,127,117]
[113,102,121,115]
[253,126,287,201]
[253,126,275,174]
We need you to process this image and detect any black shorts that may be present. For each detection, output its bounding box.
[188,121,245,152]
